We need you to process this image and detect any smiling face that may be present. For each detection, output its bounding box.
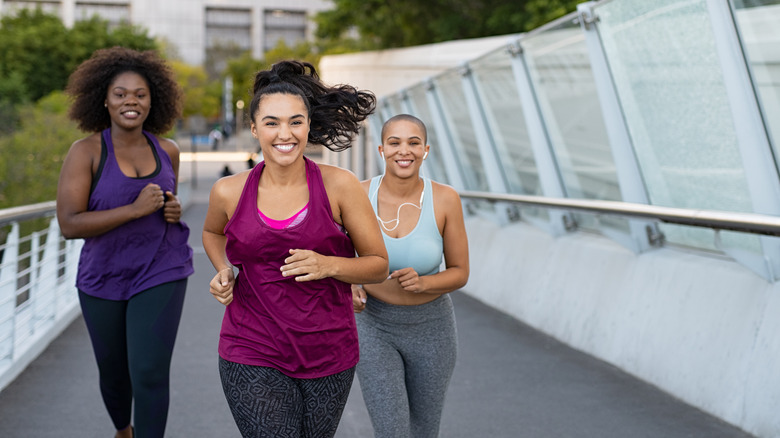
[379,119,430,177]
[251,93,310,166]
[105,71,151,131]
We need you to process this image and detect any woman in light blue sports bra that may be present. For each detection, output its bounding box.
[353,114,470,438]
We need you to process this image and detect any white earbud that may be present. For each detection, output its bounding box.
[380,151,384,160]
[423,151,428,160]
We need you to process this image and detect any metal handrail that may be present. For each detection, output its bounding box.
[0,201,57,227]
[459,190,780,237]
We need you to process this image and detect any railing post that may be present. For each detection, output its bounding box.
[507,39,574,236]
[0,223,20,370]
[425,78,467,190]
[576,2,660,252]
[706,0,780,281]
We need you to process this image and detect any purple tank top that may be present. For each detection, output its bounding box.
[219,157,358,378]
[76,129,194,300]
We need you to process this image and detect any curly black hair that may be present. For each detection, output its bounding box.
[249,60,376,152]
[66,46,182,134]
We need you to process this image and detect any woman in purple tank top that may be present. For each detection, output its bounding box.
[203,60,389,437]
[56,47,193,438]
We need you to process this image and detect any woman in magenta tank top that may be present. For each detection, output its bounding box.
[202,60,389,437]
[57,47,193,438]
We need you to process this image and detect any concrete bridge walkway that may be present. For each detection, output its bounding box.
[0,160,753,437]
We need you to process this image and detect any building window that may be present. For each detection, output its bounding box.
[75,2,130,25]
[205,7,252,51]
[263,9,306,51]
[3,1,62,17]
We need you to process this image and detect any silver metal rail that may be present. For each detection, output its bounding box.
[459,190,780,237]
[0,201,57,227]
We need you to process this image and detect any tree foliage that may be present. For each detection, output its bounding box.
[0,92,81,209]
[225,40,322,113]
[314,0,581,51]
[0,8,156,103]
[170,61,221,120]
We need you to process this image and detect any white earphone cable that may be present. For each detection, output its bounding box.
[371,175,424,232]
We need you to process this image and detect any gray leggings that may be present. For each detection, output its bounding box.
[356,294,457,438]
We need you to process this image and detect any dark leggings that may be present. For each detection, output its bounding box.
[219,357,355,438]
[79,280,187,438]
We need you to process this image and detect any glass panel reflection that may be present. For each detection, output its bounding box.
[522,17,626,232]
[470,48,538,195]
[731,0,780,163]
[434,69,488,191]
[594,0,758,252]
[405,83,449,183]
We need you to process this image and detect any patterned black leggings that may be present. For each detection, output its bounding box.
[218,357,355,438]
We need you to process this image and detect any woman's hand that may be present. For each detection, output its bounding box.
[209,267,235,305]
[163,191,182,223]
[391,267,426,293]
[352,285,367,313]
[281,249,333,281]
[132,183,165,218]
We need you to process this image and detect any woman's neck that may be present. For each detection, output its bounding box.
[261,157,307,188]
[379,173,423,200]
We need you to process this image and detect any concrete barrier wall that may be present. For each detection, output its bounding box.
[463,215,780,438]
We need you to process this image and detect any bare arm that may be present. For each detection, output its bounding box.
[202,173,247,305]
[56,137,165,239]
[280,165,388,284]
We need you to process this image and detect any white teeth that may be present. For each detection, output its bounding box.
[124,111,139,116]
[275,144,294,152]
[397,160,412,166]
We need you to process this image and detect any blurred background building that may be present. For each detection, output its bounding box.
[0,0,331,65]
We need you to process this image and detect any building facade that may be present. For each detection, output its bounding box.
[0,0,332,66]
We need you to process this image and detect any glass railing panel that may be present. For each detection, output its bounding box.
[522,17,626,232]
[433,69,489,191]
[731,0,780,162]
[405,83,449,184]
[594,0,759,253]
[470,48,538,195]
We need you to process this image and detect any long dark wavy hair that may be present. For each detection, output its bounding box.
[66,46,182,134]
[249,60,376,152]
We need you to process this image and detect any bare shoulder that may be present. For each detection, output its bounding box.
[431,180,462,205]
[318,163,361,190]
[63,133,102,170]
[212,169,251,198]
[68,132,101,155]
[157,136,180,155]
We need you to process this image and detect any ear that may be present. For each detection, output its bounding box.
[378,145,384,159]
[250,123,258,139]
[423,144,430,159]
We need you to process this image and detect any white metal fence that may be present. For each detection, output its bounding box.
[0,203,82,392]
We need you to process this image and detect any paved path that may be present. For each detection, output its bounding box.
[0,167,754,437]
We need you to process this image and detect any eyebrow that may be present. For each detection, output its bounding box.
[261,114,306,121]
[112,86,148,92]
[386,135,423,141]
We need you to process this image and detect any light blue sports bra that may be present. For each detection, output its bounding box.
[369,176,443,276]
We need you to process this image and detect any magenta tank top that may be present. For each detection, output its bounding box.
[219,157,358,378]
[76,129,193,300]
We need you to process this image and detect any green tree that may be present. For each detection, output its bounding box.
[0,92,81,209]
[225,40,321,111]
[0,8,156,104]
[314,0,581,51]
[171,61,221,120]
